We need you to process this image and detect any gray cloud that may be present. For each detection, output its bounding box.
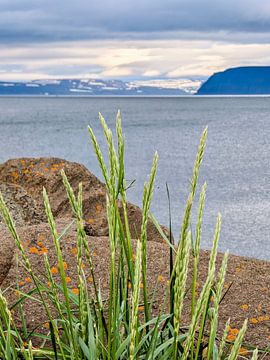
[1,0,270,44]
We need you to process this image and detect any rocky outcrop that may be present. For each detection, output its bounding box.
[0,157,170,337]
[0,158,270,348]
[1,219,270,348]
[197,66,270,95]
[0,219,169,333]
[0,157,167,240]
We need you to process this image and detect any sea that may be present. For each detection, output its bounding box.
[0,96,270,260]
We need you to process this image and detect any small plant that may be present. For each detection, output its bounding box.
[0,111,258,359]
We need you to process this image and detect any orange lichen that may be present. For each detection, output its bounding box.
[50,267,58,275]
[241,304,249,310]
[58,261,68,270]
[226,334,236,341]
[39,247,48,255]
[139,283,144,289]
[65,277,71,283]
[87,218,95,224]
[250,318,258,324]
[71,288,79,295]
[24,277,32,283]
[11,171,19,180]
[138,305,144,311]
[71,247,78,256]
[51,165,59,172]
[35,171,45,177]
[92,252,97,257]
[50,162,64,173]
[96,204,102,213]
[18,281,25,286]
[230,328,239,336]
[239,348,248,356]
[88,276,93,283]
[44,322,50,329]
[29,247,39,254]
[157,275,165,283]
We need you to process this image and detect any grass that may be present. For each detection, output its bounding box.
[0,111,259,359]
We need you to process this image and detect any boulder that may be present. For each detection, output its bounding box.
[0,157,168,242]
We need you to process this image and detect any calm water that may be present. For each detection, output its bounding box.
[0,96,270,260]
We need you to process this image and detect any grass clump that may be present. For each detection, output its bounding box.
[0,111,257,359]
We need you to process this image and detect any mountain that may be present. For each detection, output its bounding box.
[197,66,270,95]
[131,79,203,94]
[0,78,199,96]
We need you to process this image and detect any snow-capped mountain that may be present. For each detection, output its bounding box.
[0,78,203,96]
[130,79,203,94]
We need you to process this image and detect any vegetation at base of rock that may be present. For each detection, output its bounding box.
[0,111,259,359]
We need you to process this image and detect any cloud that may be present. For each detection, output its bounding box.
[1,39,270,81]
[1,1,270,79]
[1,0,270,44]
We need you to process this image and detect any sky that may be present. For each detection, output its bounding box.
[1,0,270,81]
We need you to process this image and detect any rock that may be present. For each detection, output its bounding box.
[0,157,168,242]
[0,157,171,344]
[1,156,270,349]
[0,183,43,226]
[1,219,270,348]
[0,224,14,285]
[0,219,169,334]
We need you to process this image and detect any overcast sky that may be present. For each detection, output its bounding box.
[1,0,270,80]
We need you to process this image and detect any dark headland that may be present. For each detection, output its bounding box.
[197,66,270,95]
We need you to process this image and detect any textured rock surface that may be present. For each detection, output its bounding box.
[0,219,170,336]
[0,183,42,226]
[1,220,270,348]
[0,157,167,241]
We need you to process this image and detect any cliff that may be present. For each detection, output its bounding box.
[197,66,270,95]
